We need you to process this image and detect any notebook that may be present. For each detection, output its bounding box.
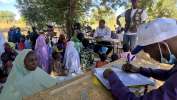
[94,66,155,89]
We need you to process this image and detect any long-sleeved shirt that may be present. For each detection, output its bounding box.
[94,26,111,39]
[108,64,177,100]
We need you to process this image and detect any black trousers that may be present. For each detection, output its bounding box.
[0,69,7,83]
[94,41,113,55]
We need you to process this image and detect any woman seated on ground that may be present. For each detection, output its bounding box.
[76,32,94,69]
[1,43,17,63]
[0,49,57,100]
[64,41,82,75]
[56,34,67,62]
[0,55,13,83]
[50,51,66,76]
[1,43,17,79]
[57,34,67,50]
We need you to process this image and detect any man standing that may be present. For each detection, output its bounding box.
[117,0,148,50]
[94,19,112,55]
[8,27,15,43]
[29,27,39,50]
[14,27,22,43]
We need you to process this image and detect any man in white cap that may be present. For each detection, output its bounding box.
[103,18,177,100]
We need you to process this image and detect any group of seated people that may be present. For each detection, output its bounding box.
[3,18,176,100]
[0,21,130,83]
[0,30,83,99]
[0,20,132,99]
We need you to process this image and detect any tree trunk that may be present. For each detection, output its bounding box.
[66,0,77,38]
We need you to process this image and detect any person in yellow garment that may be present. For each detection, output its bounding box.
[0,49,57,100]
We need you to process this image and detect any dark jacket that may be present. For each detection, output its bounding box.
[108,64,177,100]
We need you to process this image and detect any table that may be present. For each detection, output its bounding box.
[85,36,122,53]
[24,58,162,100]
[23,72,113,100]
[85,36,121,43]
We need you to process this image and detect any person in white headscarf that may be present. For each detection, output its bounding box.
[64,41,82,75]
[0,49,57,100]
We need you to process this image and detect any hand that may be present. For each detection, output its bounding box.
[122,63,140,73]
[5,61,13,68]
[103,69,113,79]
[116,16,122,27]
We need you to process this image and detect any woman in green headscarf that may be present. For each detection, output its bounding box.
[0,49,57,100]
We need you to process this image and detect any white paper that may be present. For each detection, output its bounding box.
[94,67,155,89]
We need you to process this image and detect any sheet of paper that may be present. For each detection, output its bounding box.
[94,67,155,89]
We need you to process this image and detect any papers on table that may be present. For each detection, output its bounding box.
[84,36,121,43]
[94,66,155,89]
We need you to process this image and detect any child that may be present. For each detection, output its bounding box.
[24,35,32,49]
[18,36,25,50]
[96,54,108,68]
[51,51,65,76]
[57,34,67,62]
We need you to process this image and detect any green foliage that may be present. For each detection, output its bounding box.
[16,0,92,34]
[91,6,114,21]
[88,6,117,29]
[148,0,177,20]
[123,0,177,20]
[16,0,177,34]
